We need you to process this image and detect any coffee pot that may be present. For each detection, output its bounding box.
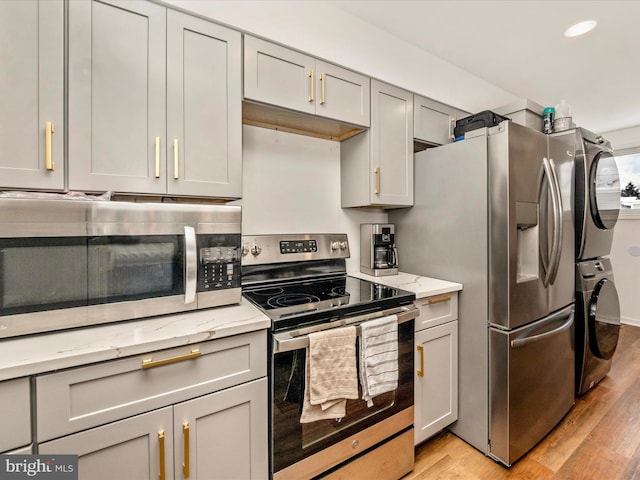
[360,223,399,276]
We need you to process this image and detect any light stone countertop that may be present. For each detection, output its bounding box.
[350,271,463,299]
[0,299,270,382]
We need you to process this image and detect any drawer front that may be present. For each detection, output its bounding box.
[0,377,31,452]
[415,291,458,331]
[37,330,266,441]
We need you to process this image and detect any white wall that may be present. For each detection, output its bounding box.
[609,213,640,326]
[602,125,640,325]
[603,125,640,151]
[232,126,387,273]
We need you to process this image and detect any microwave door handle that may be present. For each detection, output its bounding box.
[184,226,197,304]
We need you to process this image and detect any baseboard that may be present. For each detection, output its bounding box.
[621,316,640,327]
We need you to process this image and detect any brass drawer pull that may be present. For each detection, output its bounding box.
[45,122,55,171]
[427,295,451,305]
[417,345,424,377]
[183,422,190,478]
[158,430,166,480]
[308,69,314,102]
[155,136,161,178]
[142,348,201,369]
[173,139,179,180]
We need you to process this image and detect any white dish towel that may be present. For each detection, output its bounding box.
[359,314,399,407]
[300,325,358,423]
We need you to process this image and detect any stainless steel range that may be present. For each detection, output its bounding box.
[241,234,418,480]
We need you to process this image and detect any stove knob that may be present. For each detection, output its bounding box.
[339,241,348,251]
[330,241,341,252]
[250,244,262,256]
[241,245,250,257]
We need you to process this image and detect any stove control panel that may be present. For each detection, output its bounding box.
[241,234,350,265]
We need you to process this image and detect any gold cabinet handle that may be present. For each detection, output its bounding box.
[308,69,314,102]
[374,167,381,194]
[417,345,424,377]
[158,430,166,480]
[155,136,161,178]
[427,294,451,305]
[320,73,325,105]
[173,139,179,180]
[183,422,190,478]
[45,122,55,171]
[141,348,201,369]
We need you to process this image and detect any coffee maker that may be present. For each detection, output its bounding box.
[360,223,399,276]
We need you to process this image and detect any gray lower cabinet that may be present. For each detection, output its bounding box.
[36,331,268,480]
[0,377,31,453]
[39,379,267,480]
[341,80,414,207]
[68,1,241,199]
[413,293,459,445]
[243,35,370,127]
[414,95,469,146]
[0,0,64,191]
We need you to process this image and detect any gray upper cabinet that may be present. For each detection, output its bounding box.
[341,80,414,208]
[414,95,459,145]
[0,0,64,191]
[68,0,167,194]
[166,10,242,198]
[68,1,242,199]
[244,35,370,127]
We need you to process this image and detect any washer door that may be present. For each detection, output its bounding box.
[588,278,621,360]
[589,151,620,230]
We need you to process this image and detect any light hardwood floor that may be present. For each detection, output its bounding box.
[404,324,640,480]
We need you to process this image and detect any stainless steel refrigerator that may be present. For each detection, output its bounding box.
[389,121,575,466]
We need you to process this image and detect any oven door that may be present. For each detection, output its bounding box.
[270,313,415,479]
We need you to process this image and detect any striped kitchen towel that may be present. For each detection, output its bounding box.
[359,314,399,407]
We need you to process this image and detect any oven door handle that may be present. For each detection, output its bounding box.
[184,226,197,305]
[273,305,418,354]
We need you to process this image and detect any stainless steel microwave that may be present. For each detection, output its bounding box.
[0,199,242,338]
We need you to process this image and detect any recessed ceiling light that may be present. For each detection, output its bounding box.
[564,20,598,38]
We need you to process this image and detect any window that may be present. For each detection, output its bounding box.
[614,147,640,209]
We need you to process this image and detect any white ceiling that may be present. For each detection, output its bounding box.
[328,0,640,135]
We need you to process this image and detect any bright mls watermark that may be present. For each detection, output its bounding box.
[0,455,77,480]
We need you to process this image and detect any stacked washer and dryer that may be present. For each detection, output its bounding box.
[554,128,622,395]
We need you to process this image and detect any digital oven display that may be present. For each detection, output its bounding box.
[280,240,318,254]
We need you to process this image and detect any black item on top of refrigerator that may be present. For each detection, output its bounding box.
[454,110,510,139]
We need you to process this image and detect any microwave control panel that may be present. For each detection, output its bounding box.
[198,236,241,291]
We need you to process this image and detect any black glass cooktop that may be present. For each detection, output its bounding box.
[242,275,415,331]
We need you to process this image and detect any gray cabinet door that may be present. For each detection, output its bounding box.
[0,378,31,453]
[414,95,456,145]
[244,36,370,127]
[414,321,458,445]
[244,35,315,116]
[173,378,268,480]
[166,10,242,198]
[39,407,174,480]
[314,60,370,126]
[68,0,166,194]
[370,80,414,206]
[0,0,63,190]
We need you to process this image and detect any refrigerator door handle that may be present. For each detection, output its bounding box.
[547,157,564,285]
[510,310,574,348]
[541,157,563,286]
